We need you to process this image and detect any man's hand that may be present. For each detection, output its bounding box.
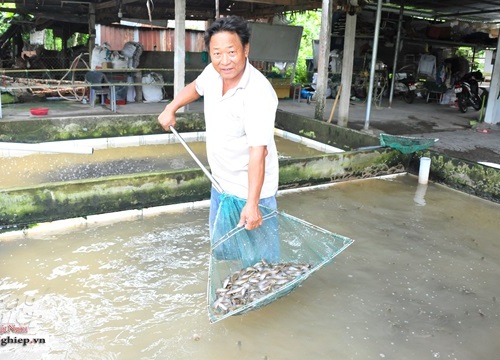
[238,203,263,230]
[158,81,200,131]
[158,106,176,131]
[239,146,267,230]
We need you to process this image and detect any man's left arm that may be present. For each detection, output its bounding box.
[238,146,268,230]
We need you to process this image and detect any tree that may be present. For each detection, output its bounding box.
[0,4,17,34]
[286,11,322,84]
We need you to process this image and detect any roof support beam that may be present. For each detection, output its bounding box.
[174,0,186,111]
[95,0,137,11]
[483,34,500,124]
[364,0,383,131]
[435,8,500,20]
[338,10,357,126]
[231,0,295,5]
[314,0,333,121]
[388,3,404,109]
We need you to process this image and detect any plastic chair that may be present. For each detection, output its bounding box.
[85,71,111,106]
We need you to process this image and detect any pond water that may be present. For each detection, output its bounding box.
[0,175,499,359]
[0,136,329,189]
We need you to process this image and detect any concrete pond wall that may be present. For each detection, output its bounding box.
[0,110,498,230]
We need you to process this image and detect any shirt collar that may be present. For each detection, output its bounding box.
[238,59,251,89]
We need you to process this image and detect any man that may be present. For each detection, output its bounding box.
[157,16,279,238]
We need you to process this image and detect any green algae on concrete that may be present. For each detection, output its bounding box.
[0,113,205,143]
[0,109,372,152]
[0,148,406,228]
[275,109,379,150]
[408,150,500,203]
[1,107,499,229]
[279,150,405,188]
[0,169,212,228]
[276,108,500,204]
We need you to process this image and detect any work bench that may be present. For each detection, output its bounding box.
[0,68,173,119]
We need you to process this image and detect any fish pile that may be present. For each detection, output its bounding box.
[212,259,312,315]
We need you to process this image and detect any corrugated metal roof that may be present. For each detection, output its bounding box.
[99,24,205,52]
[4,0,500,30]
[381,0,500,23]
[1,1,499,41]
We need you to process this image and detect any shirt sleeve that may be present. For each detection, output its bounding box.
[244,76,278,147]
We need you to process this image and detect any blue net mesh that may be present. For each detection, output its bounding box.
[208,195,354,323]
[211,194,280,265]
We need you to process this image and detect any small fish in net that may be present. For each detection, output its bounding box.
[212,259,312,315]
[208,203,354,323]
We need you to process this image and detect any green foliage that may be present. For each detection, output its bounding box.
[298,129,316,139]
[0,16,30,45]
[455,47,486,72]
[286,11,322,84]
[43,30,88,50]
[69,33,89,47]
[0,5,33,44]
[44,29,60,50]
[0,4,17,34]
[0,11,88,52]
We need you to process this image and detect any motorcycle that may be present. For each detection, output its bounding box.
[453,71,486,113]
[394,75,417,103]
[390,66,427,104]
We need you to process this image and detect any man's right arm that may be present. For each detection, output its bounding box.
[158,81,200,131]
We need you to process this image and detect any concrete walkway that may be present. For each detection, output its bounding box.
[2,95,499,165]
[278,97,500,165]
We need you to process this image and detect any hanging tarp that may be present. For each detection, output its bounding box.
[248,23,303,63]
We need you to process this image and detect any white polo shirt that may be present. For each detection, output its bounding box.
[195,60,279,199]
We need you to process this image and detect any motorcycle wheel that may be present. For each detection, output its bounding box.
[403,90,415,104]
[471,95,482,111]
[457,95,468,113]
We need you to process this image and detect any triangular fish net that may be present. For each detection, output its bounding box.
[207,193,354,323]
[380,133,438,154]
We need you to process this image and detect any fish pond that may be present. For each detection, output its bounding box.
[0,175,499,359]
[0,133,337,189]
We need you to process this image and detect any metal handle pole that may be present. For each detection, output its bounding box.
[169,126,224,193]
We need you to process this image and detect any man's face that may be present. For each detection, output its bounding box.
[209,31,249,84]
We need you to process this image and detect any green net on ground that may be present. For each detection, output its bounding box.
[380,133,438,154]
[208,194,354,323]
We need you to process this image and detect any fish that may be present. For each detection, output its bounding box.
[211,259,313,315]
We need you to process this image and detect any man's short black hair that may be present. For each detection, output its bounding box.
[204,16,251,50]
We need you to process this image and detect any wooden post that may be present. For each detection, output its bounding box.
[327,84,342,123]
[174,0,186,111]
[314,0,333,121]
[338,10,357,127]
[88,3,96,67]
[134,70,143,102]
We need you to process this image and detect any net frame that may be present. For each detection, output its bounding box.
[169,126,354,323]
[207,203,354,324]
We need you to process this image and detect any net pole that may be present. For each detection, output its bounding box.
[169,126,224,193]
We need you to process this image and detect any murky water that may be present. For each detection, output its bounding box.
[0,137,326,189]
[1,175,499,359]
